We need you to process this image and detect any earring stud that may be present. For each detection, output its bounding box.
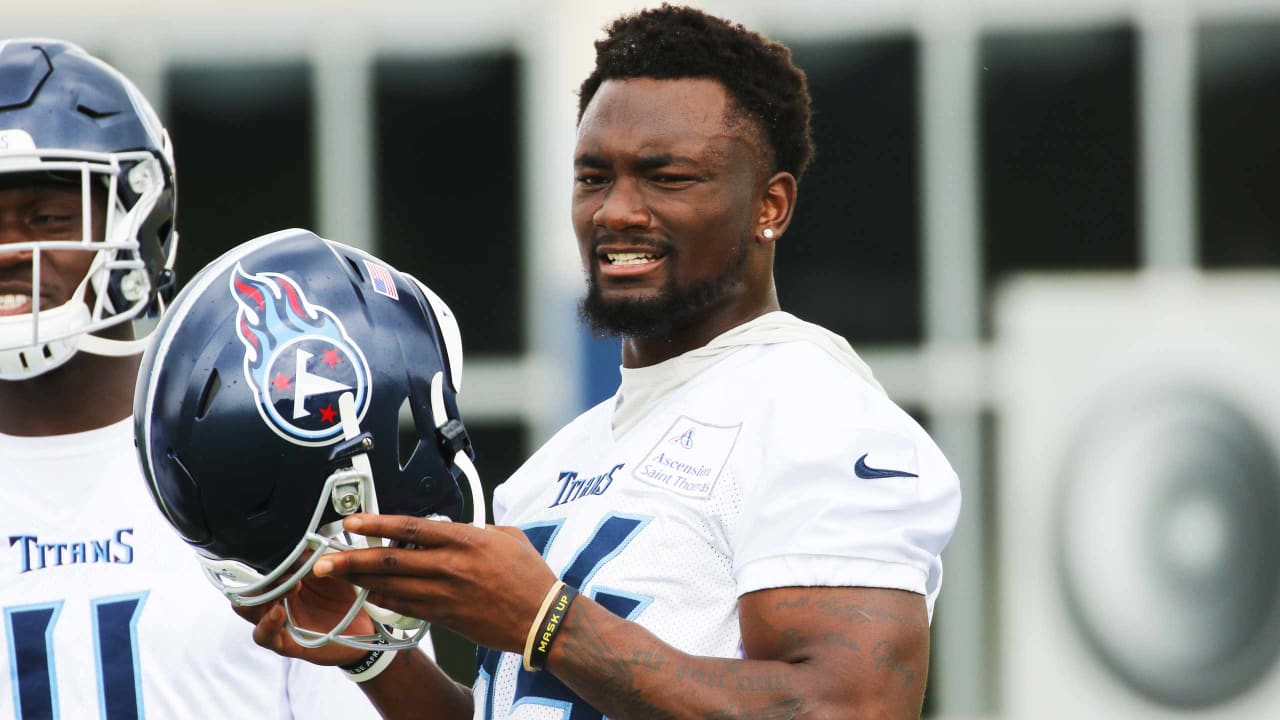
[763,228,775,239]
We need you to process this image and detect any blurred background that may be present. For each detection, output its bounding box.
[10,0,1280,716]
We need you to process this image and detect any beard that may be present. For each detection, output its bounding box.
[578,234,749,339]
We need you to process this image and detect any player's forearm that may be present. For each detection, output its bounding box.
[545,598,815,720]
[360,649,473,720]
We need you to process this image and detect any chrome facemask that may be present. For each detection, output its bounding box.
[196,373,485,651]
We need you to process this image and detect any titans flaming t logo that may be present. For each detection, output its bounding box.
[230,264,372,446]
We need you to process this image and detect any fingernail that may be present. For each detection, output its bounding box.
[345,516,364,531]
[314,559,333,576]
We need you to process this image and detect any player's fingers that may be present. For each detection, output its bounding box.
[344,513,477,546]
[231,601,269,625]
[296,567,362,602]
[251,604,289,653]
[313,546,454,579]
[356,578,454,621]
[345,571,449,599]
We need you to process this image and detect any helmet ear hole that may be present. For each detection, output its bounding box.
[397,396,421,470]
[195,369,221,421]
[245,485,275,521]
[344,256,366,283]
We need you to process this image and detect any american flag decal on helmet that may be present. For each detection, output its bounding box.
[364,260,399,300]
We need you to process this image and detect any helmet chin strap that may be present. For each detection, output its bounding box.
[430,371,485,529]
[280,371,485,650]
[78,333,149,357]
[337,374,486,623]
[334,391,421,632]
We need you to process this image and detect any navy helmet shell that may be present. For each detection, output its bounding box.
[135,229,466,575]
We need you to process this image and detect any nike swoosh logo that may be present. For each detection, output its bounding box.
[854,454,919,480]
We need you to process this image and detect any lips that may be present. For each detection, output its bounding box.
[594,242,670,280]
[0,293,32,317]
[0,282,58,318]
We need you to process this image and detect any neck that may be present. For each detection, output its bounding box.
[0,349,140,437]
[620,286,779,369]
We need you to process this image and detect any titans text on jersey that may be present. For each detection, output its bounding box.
[9,529,134,573]
[549,464,624,508]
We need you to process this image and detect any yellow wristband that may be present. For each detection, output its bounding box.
[523,581,566,672]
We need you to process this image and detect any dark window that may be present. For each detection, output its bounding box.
[980,27,1138,295]
[165,63,315,288]
[781,37,921,344]
[374,53,523,355]
[1198,22,1280,267]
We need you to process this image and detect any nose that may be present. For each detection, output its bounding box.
[593,178,651,232]
[0,219,35,269]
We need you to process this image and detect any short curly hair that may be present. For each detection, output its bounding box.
[578,4,815,181]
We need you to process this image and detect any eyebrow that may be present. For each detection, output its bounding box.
[633,154,700,172]
[573,152,702,171]
[575,153,610,169]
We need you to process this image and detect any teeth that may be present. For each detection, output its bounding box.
[607,252,657,265]
[0,294,31,311]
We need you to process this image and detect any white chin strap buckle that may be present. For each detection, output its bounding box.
[329,469,367,516]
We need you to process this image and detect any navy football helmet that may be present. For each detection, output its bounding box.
[0,38,177,379]
[134,229,481,651]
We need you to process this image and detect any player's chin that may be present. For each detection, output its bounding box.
[579,288,676,338]
[594,282,667,305]
[583,282,669,317]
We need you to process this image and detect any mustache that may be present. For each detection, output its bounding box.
[0,273,35,288]
[590,232,674,255]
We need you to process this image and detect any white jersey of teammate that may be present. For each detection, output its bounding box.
[474,314,962,719]
[0,418,378,720]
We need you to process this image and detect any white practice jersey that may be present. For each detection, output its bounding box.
[0,418,378,720]
[475,339,962,719]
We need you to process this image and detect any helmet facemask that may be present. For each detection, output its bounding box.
[0,141,174,379]
[196,371,484,652]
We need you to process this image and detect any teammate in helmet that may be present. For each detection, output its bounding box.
[0,39,376,718]
[237,7,960,719]
[134,228,483,659]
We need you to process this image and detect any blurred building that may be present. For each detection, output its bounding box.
[8,0,1280,716]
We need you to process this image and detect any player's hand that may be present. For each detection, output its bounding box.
[313,515,559,653]
[232,572,374,667]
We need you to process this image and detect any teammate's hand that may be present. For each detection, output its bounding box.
[232,572,373,667]
[312,516,559,653]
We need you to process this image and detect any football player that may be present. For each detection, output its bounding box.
[238,6,962,719]
[0,39,376,718]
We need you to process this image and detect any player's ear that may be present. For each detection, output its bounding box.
[756,171,797,244]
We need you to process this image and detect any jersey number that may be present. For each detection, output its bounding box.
[477,513,652,719]
[5,592,148,720]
